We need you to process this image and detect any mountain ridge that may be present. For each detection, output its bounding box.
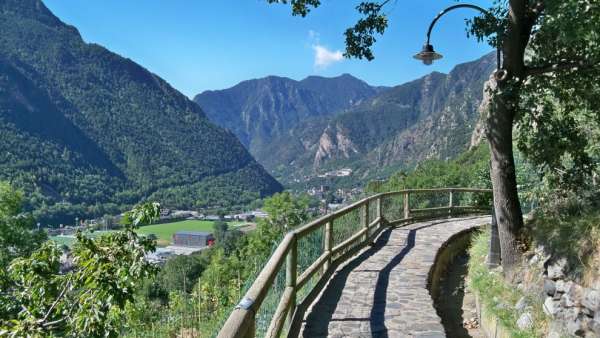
[194,53,495,186]
[0,0,282,224]
[194,73,382,151]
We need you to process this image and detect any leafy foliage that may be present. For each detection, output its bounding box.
[466,0,600,192]
[269,0,389,60]
[344,2,389,60]
[0,202,160,337]
[0,182,47,267]
[525,192,600,286]
[368,144,492,193]
[126,192,312,337]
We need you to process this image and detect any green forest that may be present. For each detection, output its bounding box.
[0,0,282,226]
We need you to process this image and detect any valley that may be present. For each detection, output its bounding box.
[1,1,598,338]
[194,52,496,192]
[0,0,282,226]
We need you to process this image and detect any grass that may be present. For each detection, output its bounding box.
[50,230,115,247]
[137,220,225,246]
[50,219,243,247]
[467,229,549,338]
[526,207,600,286]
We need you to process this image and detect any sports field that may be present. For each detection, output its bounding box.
[136,220,241,246]
[50,219,241,247]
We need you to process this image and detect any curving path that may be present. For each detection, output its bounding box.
[298,216,490,338]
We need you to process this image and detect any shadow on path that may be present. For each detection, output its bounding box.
[302,220,451,337]
[368,229,415,338]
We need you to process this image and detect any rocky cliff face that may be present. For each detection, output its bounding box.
[313,124,359,168]
[470,74,496,149]
[193,74,382,156]
[195,52,496,186]
[281,52,496,181]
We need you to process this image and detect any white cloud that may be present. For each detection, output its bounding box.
[312,44,344,69]
[308,30,344,69]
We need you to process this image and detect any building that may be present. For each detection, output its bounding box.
[172,231,214,248]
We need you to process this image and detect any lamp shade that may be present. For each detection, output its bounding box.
[413,44,443,65]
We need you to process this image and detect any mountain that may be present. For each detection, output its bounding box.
[193,74,383,156]
[194,53,495,186]
[0,0,282,224]
[307,53,496,175]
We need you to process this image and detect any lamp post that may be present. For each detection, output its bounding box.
[415,4,502,267]
[413,3,501,71]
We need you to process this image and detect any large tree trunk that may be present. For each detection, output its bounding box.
[486,87,524,272]
[484,0,532,274]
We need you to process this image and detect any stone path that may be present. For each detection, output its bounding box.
[299,216,490,338]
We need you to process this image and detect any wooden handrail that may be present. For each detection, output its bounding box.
[217,188,492,338]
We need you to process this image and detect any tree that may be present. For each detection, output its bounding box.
[0,182,47,267]
[0,202,160,337]
[272,0,600,273]
[213,221,229,243]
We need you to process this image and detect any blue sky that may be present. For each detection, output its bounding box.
[42,0,494,98]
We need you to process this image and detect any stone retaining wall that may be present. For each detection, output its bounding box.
[473,244,600,337]
[537,251,600,337]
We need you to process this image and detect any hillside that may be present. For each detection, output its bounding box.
[193,74,383,156]
[0,0,282,224]
[195,53,495,186]
[306,52,496,178]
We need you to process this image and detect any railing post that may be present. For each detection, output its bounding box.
[376,196,382,223]
[286,236,297,325]
[324,220,333,271]
[362,201,369,243]
[403,191,410,219]
[448,189,454,218]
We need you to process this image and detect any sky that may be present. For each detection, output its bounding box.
[42,0,494,98]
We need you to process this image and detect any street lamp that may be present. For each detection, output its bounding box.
[416,4,503,267]
[414,3,501,69]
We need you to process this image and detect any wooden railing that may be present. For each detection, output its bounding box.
[217,188,492,338]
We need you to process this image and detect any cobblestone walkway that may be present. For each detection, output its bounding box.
[299,216,490,338]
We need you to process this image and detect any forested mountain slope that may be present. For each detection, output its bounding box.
[306,52,496,177]
[0,0,282,224]
[193,74,383,156]
[198,53,495,185]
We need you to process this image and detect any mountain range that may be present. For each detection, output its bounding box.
[194,74,385,154]
[0,0,282,224]
[0,0,495,225]
[194,53,495,186]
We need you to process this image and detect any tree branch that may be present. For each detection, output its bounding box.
[38,276,72,326]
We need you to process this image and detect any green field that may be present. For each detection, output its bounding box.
[50,230,114,247]
[136,220,241,246]
[50,219,241,247]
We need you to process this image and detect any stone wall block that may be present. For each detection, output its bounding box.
[547,257,569,280]
[545,297,561,317]
[562,284,583,308]
[582,289,600,312]
[591,311,600,335]
[544,279,557,296]
[516,312,534,330]
[564,308,587,336]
